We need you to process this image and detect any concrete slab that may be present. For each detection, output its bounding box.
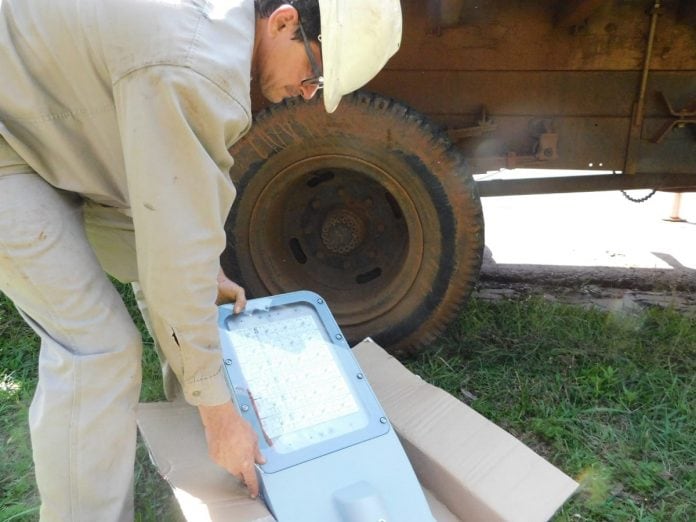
[475,178,696,312]
[480,189,696,271]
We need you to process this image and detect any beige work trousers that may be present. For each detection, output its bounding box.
[0,137,175,521]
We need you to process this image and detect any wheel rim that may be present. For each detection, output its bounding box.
[248,154,425,326]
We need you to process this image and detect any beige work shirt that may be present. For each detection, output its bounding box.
[0,0,255,405]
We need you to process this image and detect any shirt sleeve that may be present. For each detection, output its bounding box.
[113,65,251,405]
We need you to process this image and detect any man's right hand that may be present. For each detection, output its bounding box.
[198,401,266,497]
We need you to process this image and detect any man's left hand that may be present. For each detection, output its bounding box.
[216,268,247,313]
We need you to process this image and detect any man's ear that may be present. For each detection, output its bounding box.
[267,4,299,37]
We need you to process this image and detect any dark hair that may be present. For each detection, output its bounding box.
[254,0,321,42]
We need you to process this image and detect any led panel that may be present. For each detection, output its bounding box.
[219,291,389,473]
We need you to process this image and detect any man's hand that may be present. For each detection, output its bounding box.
[198,401,266,497]
[216,268,246,313]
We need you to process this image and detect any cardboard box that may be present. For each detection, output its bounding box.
[137,339,578,521]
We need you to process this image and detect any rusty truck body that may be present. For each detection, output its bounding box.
[222,0,696,353]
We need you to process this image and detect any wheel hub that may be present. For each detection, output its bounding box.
[320,209,365,254]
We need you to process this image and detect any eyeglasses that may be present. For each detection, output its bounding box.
[297,20,323,89]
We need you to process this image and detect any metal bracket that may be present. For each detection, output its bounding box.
[652,92,696,143]
[447,107,497,140]
[535,132,559,161]
[530,119,559,161]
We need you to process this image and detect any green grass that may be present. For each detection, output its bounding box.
[405,297,696,521]
[1,286,695,521]
[1,290,40,522]
[0,283,183,522]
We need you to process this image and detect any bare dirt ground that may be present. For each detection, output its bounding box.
[473,187,696,315]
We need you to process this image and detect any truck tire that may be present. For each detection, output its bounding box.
[222,92,484,354]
